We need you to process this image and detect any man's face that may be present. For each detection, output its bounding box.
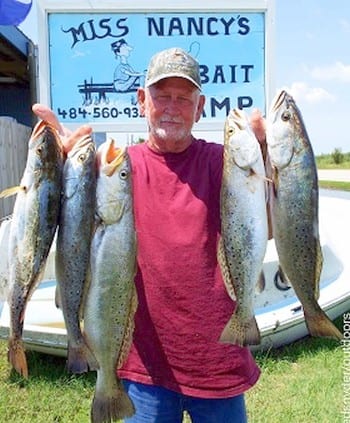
[138,77,205,150]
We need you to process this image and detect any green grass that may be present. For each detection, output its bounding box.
[315,150,350,191]
[0,313,345,422]
[316,151,350,169]
[247,336,343,422]
[0,344,96,422]
[319,180,350,192]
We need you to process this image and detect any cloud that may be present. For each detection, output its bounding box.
[285,82,336,104]
[340,18,350,34]
[309,61,350,83]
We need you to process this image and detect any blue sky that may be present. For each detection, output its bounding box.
[19,0,349,154]
[273,0,350,155]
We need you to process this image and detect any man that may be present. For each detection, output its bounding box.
[34,47,266,423]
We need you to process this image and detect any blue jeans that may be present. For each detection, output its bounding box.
[122,380,247,423]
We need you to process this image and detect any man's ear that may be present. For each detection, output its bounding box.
[195,95,205,122]
[137,88,146,117]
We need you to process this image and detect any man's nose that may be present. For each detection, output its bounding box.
[164,97,181,114]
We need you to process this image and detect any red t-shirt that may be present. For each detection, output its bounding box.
[118,139,260,398]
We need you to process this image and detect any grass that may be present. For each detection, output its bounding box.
[315,150,350,191]
[319,180,350,192]
[0,344,96,422]
[247,334,343,422]
[0,313,345,422]
[316,151,350,169]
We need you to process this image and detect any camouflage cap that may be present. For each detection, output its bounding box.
[145,47,201,90]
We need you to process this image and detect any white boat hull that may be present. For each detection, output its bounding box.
[0,192,348,355]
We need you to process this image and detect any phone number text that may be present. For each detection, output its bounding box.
[57,106,141,120]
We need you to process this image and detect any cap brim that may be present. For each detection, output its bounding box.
[145,73,201,90]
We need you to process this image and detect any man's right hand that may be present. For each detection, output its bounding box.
[32,104,92,153]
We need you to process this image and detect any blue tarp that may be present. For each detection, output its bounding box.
[0,0,32,26]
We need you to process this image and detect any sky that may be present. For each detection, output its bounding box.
[18,0,350,155]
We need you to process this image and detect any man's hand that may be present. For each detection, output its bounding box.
[32,104,92,153]
[249,108,267,164]
[250,108,266,145]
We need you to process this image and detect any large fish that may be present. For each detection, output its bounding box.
[218,108,268,346]
[266,89,342,340]
[84,139,137,422]
[5,120,64,378]
[55,133,98,374]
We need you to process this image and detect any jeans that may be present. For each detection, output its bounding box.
[122,380,247,423]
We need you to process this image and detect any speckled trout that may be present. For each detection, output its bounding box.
[84,140,137,422]
[4,121,64,378]
[55,133,98,374]
[218,108,268,346]
[266,89,342,340]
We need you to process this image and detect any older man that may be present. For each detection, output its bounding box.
[34,47,266,423]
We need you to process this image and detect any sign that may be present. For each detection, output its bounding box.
[47,12,266,128]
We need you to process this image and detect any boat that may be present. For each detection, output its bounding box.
[0,190,348,356]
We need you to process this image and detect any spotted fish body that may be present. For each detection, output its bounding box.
[266,89,341,340]
[7,121,64,378]
[218,108,268,346]
[55,133,98,374]
[84,140,137,422]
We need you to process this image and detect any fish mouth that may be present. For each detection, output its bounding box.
[271,90,287,112]
[31,120,58,141]
[99,139,125,176]
[228,108,246,130]
[75,134,93,149]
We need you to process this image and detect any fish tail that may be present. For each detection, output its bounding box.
[219,314,261,346]
[66,342,99,374]
[305,309,342,341]
[255,270,266,294]
[7,338,28,378]
[0,186,24,198]
[91,385,135,422]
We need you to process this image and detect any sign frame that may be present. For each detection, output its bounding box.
[36,0,275,135]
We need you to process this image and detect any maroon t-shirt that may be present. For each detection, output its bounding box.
[118,139,260,398]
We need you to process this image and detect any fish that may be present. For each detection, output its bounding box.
[83,139,137,422]
[6,120,64,378]
[0,218,12,301]
[55,133,98,374]
[218,108,268,346]
[266,89,342,340]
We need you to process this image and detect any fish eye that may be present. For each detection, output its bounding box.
[119,170,128,180]
[227,127,235,136]
[281,111,291,121]
[78,153,86,162]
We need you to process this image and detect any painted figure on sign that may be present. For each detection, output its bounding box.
[111,39,145,93]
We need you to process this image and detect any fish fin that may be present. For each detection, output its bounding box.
[66,342,99,374]
[220,314,261,346]
[79,271,91,321]
[255,270,266,294]
[217,237,236,301]
[314,242,323,300]
[54,283,62,309]
[117,287,138,369]
[0,186,25,198]
[250,169,272,184]
[271,167,279,197]
[8,338,28,379]
[305,309,342,341]
[91,383,135,421]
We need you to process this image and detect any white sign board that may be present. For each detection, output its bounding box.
[37,0,275,134]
